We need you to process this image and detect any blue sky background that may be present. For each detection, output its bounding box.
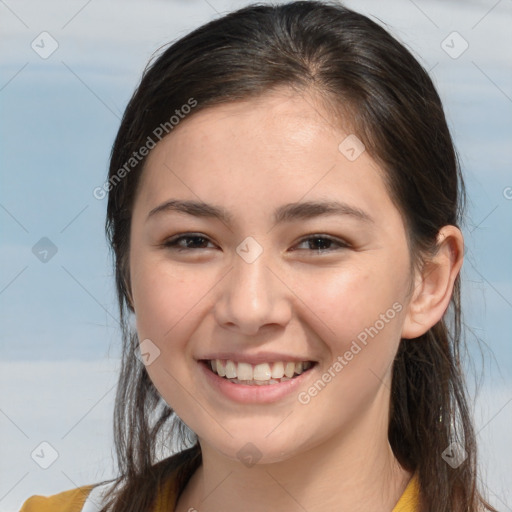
[0,0,511,510]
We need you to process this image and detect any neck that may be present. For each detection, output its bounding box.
[175,413,413,512]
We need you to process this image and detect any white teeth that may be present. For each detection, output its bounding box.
[225,360,237,379]
[216,359,226,377]
[271,361,285,379]
[208,359,313,382]
[224,377,293,385]
[284,362,295,378]
[253,363,271,381]
[237,362,253,381]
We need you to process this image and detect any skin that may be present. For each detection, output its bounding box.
[128,87,464,511]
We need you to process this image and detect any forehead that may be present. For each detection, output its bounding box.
[166,88,348,153]
[134,87,399,229]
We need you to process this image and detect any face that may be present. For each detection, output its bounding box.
[128,87,414,464]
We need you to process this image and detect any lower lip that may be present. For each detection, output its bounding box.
[199,361,315,404]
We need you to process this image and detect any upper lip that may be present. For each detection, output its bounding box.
[197,352,317,365]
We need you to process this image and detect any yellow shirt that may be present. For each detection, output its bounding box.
[20,468,420,511]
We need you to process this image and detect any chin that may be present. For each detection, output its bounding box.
[198,433,311,467]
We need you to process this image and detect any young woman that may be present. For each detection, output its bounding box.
[20,2,497,511]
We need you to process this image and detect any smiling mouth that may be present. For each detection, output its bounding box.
[201,359,316,385]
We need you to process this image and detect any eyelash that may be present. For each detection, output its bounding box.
[162,233,350,254]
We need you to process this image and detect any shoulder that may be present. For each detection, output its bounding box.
[19,448,200,512]
[19,484,95,512]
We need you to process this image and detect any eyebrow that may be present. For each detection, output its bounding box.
[146,199,374,225]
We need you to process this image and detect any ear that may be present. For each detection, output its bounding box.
[401,225,464,339]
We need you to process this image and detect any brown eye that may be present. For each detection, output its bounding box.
[163,234,215,251]
[293,235,350,253]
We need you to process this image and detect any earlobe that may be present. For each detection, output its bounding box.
[401,225,464,340]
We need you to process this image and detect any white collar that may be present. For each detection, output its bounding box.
[81,481,117,512]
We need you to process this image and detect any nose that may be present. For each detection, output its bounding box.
[214,244,292,336]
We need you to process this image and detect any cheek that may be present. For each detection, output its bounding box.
[130,259,212,414]
[294,261,405,349]
[288,268,406,429]
[130,257,210,352]
[290,261,407,418]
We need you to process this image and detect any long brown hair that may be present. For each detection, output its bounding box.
[101,2,496,510]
